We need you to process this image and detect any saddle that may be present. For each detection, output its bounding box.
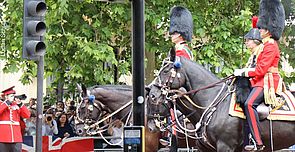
[232,76,295,121]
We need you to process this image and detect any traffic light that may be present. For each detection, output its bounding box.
[22,0,46,60]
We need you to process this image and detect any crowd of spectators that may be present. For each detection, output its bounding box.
[20,98,124,148]
[9,98,124,148]
[24,98,77,139]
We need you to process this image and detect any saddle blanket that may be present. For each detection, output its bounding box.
[229,91,295,121]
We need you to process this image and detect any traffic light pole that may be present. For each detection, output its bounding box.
[36,56,44,152]
[23,1,46,151]
[132,0,145,126]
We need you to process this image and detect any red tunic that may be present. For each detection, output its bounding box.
[0,101,30,143]
[175,42,193,60]
[245,37,280,91]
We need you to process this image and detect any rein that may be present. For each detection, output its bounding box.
[86,100,133,130]
[178,75,234,97]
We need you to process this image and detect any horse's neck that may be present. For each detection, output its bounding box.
[183,63,223,108]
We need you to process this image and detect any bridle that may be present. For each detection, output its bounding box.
[148,59,236,150]
[76,94,111,125]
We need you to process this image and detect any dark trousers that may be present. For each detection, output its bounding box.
[243,120,251,146]
[244,87,264,146]
[0,142,22,152]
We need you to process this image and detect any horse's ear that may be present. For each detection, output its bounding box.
[77,83,82,93]
[81,84,87,96]
[145,85,151,96]
[169,47,176,62]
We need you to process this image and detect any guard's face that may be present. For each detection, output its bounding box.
[171,32,182,43]
[245,39,257,51]
[7,94,14,101]
[259,29,270,39]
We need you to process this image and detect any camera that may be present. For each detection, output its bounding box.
[14,94,27,100]
[46,116,53,122]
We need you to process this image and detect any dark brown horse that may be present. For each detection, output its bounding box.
[146,51,295,151]
[78,84,161,152]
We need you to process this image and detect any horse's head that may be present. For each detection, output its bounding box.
[146,49,191,132]
[146,83,171,132]
[76,84,111,135]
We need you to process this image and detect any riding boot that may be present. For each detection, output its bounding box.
[242,119,251,147]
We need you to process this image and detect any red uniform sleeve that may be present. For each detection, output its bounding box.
[247,43,277,77]
[0,101,9,113]
[19,105,31,119]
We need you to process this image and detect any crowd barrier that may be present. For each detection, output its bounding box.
[22,136,295,152]
[22,136,122,152]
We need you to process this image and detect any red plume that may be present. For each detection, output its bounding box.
[252,16,258,28]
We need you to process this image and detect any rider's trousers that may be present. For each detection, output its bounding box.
[244,87,264,146]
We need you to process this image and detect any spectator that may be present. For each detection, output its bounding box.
[56,101,65,112]
[24,110,37,136]
[28,98,36,110]
[66,100,76,112]
[55,113,75,138]
[42,108,58,136]
[67,106,77,135]
[106,119,123,148]
[43,102,51,114]
[55,101,65,118]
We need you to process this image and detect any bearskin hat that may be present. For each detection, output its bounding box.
[169,6,193,42]
[244,16,262,41]
[256,0,285,40]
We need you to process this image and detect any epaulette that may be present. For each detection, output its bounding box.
[268,38,275,44]
[262,37,275,44]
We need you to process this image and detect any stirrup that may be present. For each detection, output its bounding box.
[244,144,255,151]
[244,144,265,151]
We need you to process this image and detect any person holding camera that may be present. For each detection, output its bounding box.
[42,108,58,136]
[0,86,30,152]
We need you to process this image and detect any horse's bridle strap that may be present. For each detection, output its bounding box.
[88,100,132,129]
[180,75,234,96]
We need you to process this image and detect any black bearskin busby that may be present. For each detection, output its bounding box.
[244,16,262,41]
[256,0,285,40]
[169,6,193,42]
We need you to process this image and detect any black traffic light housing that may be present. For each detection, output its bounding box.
[23,0,46,60]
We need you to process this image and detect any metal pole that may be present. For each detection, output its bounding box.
[132,0,145,126]
[36,56,44,152]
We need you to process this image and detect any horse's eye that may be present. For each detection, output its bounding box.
[163,68,171,74]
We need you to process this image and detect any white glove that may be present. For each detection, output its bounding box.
[234,69,244,76]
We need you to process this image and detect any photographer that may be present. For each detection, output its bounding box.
[42,108,58,136]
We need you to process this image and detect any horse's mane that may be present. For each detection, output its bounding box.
[88,85,132,92]
[179,56,220,80]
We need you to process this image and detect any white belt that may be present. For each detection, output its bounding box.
[0,121,20,125]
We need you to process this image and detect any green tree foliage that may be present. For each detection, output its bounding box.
[0,0,294,100]
[280,0,295,84]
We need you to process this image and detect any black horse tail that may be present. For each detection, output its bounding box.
[170,134,178,152]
